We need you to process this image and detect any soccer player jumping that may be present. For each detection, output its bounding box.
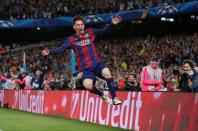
[42,15,122,105]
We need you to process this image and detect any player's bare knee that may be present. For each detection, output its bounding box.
[83,79,93,90]
[102,68,112,79]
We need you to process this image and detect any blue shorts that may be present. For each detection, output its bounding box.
[81,62,107,84]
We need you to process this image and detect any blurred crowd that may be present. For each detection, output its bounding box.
[0,41,70,90]
[97,33,198,92]
[0,33,198,92]
[0,0,195,20]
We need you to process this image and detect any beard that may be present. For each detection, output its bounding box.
[77,29,84,35]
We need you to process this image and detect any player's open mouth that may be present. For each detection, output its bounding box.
[79,30,84,33]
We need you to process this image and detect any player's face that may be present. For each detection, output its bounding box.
[129,75,135,81]
[73,20,85,35]
[150,61,159,69]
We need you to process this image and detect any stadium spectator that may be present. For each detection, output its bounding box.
[31,70,44,90]
[140,55,163,91]
[179,59,198,92]
[0,0,191,20]
[1,33,198,91]
[2,73,17,89]
[15,72,26,89]
[125,73,141,91]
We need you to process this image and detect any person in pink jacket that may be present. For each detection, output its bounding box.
[141,56,163,91]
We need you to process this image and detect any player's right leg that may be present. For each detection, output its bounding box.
[82,71,110,103]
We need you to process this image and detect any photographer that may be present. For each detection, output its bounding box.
[179,60,198,92]
[60,75,69,90]
[125,74,141,91]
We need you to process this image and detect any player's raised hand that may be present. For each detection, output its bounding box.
[112,16,122,25]
[42,48,49,56]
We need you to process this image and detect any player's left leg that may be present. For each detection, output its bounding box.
[95,62,121,105]
[101,68,121,105]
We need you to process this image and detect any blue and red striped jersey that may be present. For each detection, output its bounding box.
[49,24,113,71]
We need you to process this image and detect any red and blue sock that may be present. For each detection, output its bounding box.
[89,86,103,97]
[106,78,116,99]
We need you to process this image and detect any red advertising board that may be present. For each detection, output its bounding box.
[0,90,197,131]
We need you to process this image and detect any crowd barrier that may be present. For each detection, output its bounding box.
[0,90,197,131]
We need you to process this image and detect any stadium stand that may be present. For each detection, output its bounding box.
[0,0,198,92]
[0,33,198,91]
[0,0,196,20]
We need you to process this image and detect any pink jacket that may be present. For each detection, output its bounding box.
[141,66,163,91]
[0,74,8,81]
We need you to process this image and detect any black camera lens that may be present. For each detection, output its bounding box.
[130,81,135,84]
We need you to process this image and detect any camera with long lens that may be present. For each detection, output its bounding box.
[173,69,195,79]
[180,72,191,81]
[50,79,61,90]
[130,81,135,85]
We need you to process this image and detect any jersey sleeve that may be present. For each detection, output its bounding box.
[49,37,71,55]
[92,24,114,36]
[0,74,7,81]
[155,76,163,91]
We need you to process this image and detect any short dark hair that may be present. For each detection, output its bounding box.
[182,59,195,68]
[72,15,84,25]
[151,55,160,62]
[129,73,136,78]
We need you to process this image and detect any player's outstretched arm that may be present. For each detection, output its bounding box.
[93,16,122,35]
[42,38,71,56]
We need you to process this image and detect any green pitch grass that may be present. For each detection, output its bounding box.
[0,108,127,131]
